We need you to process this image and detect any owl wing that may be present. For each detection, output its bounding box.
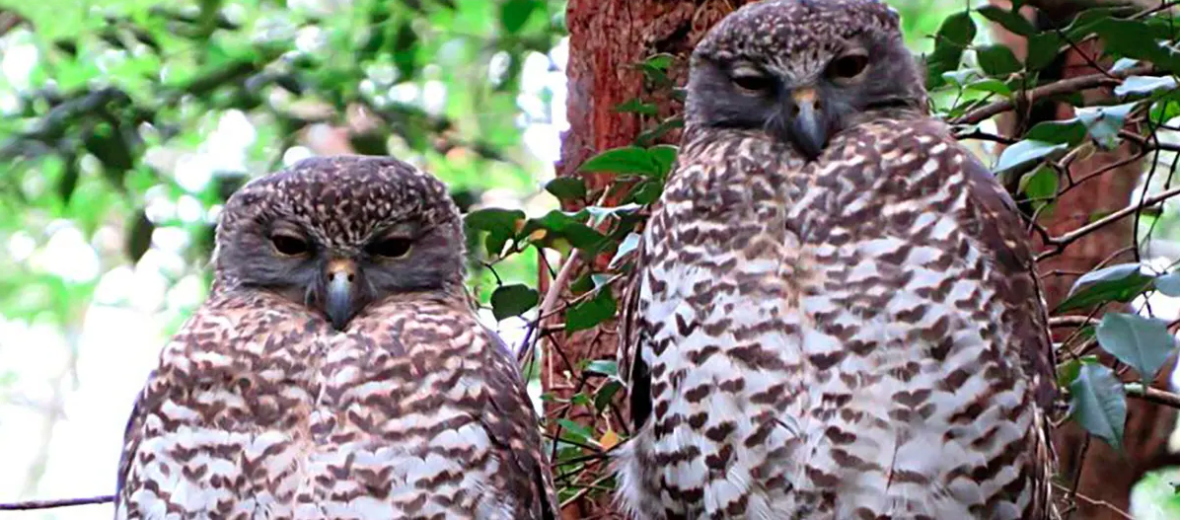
[619,196,661,432]
[477,323,559,520]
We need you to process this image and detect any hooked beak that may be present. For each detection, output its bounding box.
[786,87,828,160]
[323,258,362,330]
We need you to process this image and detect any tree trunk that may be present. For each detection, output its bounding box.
[550,1,757,516]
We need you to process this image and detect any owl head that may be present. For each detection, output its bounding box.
[686,0,927,159]
[214,155,465,330]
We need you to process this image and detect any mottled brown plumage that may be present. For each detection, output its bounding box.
[616,1,1057,518]
[115,156,555,519]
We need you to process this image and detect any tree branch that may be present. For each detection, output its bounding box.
[0,495,114,511]
[950,64,1157,126]
[1038,184,1180,260]
[1124,383,1180,409]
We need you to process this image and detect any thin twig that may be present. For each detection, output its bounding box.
[0,495,114,511]
[1124,383,1180,409]
[1038,184,1180,261]
[1051,482,1134,520]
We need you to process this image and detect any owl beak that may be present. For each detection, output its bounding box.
[787,87,827,160]
[323,258,361,330]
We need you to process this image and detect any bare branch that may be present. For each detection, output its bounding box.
[1038,184,1180,261]
[0,495,114,511]
[1125,383,1180,409]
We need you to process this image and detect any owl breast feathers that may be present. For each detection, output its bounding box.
[115,156,555,520]
[616,1,1056,519]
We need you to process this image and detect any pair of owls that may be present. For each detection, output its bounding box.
[115,1,1056,519]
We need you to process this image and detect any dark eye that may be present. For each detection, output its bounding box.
[828,54,869,79]
[271,233,310,256]
[731,69,773,93]
[366,237,413,258]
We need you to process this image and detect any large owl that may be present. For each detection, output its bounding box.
[616,1,1057,519]
[114,156,555,519]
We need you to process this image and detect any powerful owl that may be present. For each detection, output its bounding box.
[616,1,1057,519]
[115,156,555,519]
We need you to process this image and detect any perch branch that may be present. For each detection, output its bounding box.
[0,495,114,511]
[1124,383,1180,409]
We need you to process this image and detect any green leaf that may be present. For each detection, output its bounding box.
[490,284,539,321]
[585,360,618,377]
[1057,356,1101,388]
[579,146,660,176]
[1025,33,1062,71]
[994,140,1069,175]
[1057,263,1155,312]
[501,0,539,34]
[524,210,608,250]
[1115,76,1179,97]
[615,98,659,116]
[1026,120,1088,145]
[1019,167,1058,208]
[556,418,594,443]
[1069,363,1127,451]
[1075,102,1136,149]
[1094,18,1180,74]
[926,11,977,89]
[976,44,1022,76]
[595,380,623,412]
[1157,272,1180,297]
[545,177,588,201]
[125,210,154,263]
[649,144,678,179]
[966,78,1012,97]
[567,286,617,332]
[977,5,1037,37]
[1096,313,1177,381]
[464,208,525,257]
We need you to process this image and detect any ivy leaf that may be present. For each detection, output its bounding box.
[1096,313,1177,382]
[545,177,588,201]
[926,11,977,89]
[1069,362,1127,451]
[1057,263,1155,312]
[490,284,539,321]
[976,44,1023,76]
[567,286,617,332]
[1156,272,1180,297]
[977,5,1037,37]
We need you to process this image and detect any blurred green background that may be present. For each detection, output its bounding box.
[0,0,1177,518]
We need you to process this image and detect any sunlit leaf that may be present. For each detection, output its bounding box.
[1115,76,1179,97]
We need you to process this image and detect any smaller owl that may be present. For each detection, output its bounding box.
[115,156,555,519]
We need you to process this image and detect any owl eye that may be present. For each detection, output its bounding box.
[366,237,413,258]
[271,232,310,256]
[827,54,869,80]
[730,64,773,93]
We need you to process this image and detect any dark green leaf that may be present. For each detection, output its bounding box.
[501,0,540,35]
[615,98,659,116]
[595,380,623,412]
[465,208,525,257]
[125,210,154,263]
[57,157,79,205]
[976,44,1022,76]
[966,78,1012,97]
[490,284,539,321]
[649,144,678,179]
[926,12,977,89]
[1019,167,1058,208]
[545,177,587,201]
[567,286,616,332]
[1096,312,1176,381]
[1025,33,1062,71]
[977,5,1037,37]
[1026,120,1088,145]
[1094,18,1180,74]
[556,418,593,443]
[525,210,608,250]
[1057,263,1154,312]
[1069,363,1127,451]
